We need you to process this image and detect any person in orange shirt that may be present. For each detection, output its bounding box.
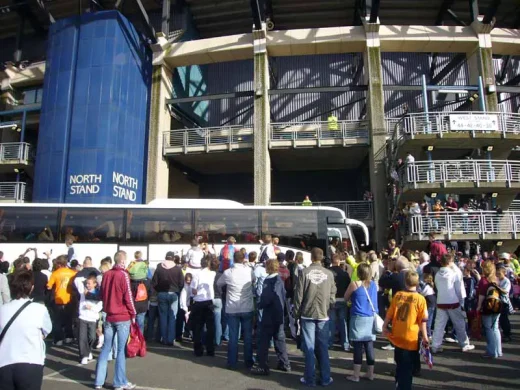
[382,270,428,390]
[47,255,77,346]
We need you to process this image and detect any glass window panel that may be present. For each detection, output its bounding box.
[0,207,58,242]
[261,210,318,250]
[195,210,259,244]
[61,208,124,242]
[126,209,192,243]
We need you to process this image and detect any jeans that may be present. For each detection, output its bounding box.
[158,292,178,344]
[352,341,374,365]
[482,314,502,357]
[301,319,330,386]
[394,347,418,390]
[53,303,74,342]
[78,319,97,359]
[221,295,229,340]
[328,301,349,350]
[499,310,511,338]
[136,312,146,335]
[257,323,290,370]
[227,312,254,368]
[432,307,470,350]
[95,321,131,388]
[146,305,161,342]
[426,306,435,337]
[213,298,223,346]
[191,300,215,356]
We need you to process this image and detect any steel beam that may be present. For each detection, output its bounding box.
[250,0,262,30]
[505,74,520,86]
[497,55,511,83]
[353,0,363,25]
[115,0,125,10]
[13,0,45,34]
[469,0,479,22]
[482,0,501,24]
[162,0,171,36]
[497,86,520,93]
[30,0,55,23]
[133,0,156,43]
[435,0,455,25]
[166,91,254,104]
[269,86,368,94]
[367,0,380,23]
[14,15,25,63]
[446,9,467,26]
[430,53,466,85]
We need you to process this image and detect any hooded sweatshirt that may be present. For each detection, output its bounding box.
[434,265,466,309]
[152,261,184,293]
[258,273,285,328]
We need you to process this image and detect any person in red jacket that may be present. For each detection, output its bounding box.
[94,251,137,390]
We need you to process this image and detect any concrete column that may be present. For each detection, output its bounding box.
[146,64,172,202]
[253,25,271,205]
[468,21,498,112]
[363,21,387,250]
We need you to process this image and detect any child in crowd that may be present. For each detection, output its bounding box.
[383,271,428,390]
[420,273,436,338]
[463,266,477,312]
[497,266,513,342]
[247,251,257,268]
[179,273,193,339]
[146,287,161,343]
[77,275,102,364]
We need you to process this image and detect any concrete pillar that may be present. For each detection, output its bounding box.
[253,25,271,205]
[363,21,388,251]
[146,64,172,202]
[468,21,498,112]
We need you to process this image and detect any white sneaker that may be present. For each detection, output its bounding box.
[88,353,93,360]
[114,383,137,390]
[81,357,89,365]
[444,337,457,343]
[462,344,475,352]
[64,338,73,344]
[96,335,104,349]
[55,340,63,346]
[382,344,395,351]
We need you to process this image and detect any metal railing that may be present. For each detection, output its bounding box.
[510,200,520,212]
[270,120,369,147]
[163,126,253,154]
[0,182,29,203]
[270,200,374,225]
[0,142,32,164]
[408,211,520,239]
[399,159,520,188]
[386,111,520,139]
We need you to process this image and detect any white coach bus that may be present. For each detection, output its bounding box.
[0,199,369,267]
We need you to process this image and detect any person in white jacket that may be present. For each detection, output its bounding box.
[431,254,474,354]
[77,275,103,364]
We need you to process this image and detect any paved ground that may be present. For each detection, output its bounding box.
[42,316,520,390]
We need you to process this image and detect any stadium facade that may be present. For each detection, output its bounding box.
[0,0,520,250]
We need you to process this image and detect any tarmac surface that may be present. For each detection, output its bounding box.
[42,315,520,390]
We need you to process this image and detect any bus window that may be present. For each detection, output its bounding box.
[195,210,259,245]
[0,207,58,242]
[126,209,192,244]
[61,209,124,242]
[261,210,319,251]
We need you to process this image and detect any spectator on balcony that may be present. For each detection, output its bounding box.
[432,200,444,232]
[479,194,490,211]
[327,113,339,135]
[405,152,415,164]
[302,196,313,207]
[363,191,373,201]
[445,197,458,213]
[458,204,470,233]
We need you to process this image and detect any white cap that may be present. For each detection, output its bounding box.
[499,252,511,260]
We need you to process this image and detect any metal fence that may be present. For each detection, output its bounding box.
[400,159,520,188]
[163,126,254,154]
[0,143,32,164]
[408,211,520,239]
[0,182,29,203]
[270,120,369,147]
[270,200,374,225]
[386,111,520,139]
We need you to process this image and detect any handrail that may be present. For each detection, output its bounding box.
[0,142,32,163]
[270,200,374,223]
[0,182,28,202]
[270,120,369,143]
[385,111,520,139]
[399,159,520,188]
[407,210,520,240]
[163,126,253,152]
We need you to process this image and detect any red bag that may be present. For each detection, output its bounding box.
[126,322,147,358]
[468,310,482,341]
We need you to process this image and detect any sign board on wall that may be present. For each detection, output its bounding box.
[449,114,499,131]
[67,171,139,203]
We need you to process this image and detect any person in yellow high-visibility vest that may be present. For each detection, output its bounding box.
[327,114,339,139]
[302,195,312,206]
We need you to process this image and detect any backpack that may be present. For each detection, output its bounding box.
[135,282,148,302]
[220,244,236,271]
[259,245,270,264]
[482,283,506,315]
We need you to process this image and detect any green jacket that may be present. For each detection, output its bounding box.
[127,260,149,281]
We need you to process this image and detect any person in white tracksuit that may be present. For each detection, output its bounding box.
[431,254,475,353]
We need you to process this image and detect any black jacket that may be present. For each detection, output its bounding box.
[130,278,151,314]
[330,266,351,298]
[258,274,285,328]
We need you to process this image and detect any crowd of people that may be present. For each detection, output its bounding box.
[0,233,518,390]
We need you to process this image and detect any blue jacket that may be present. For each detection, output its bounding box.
[258,274,285,328]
